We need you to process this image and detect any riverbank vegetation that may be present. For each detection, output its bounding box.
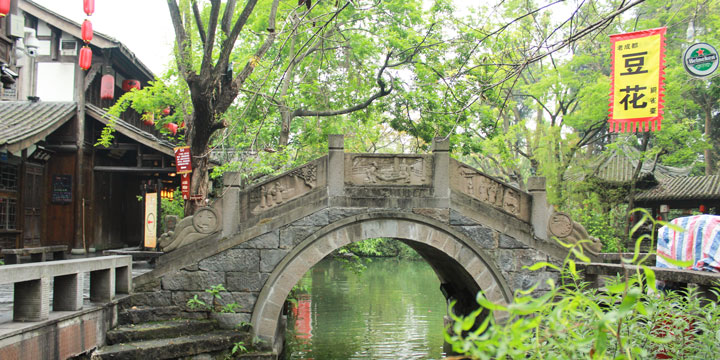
[446,213,720,359]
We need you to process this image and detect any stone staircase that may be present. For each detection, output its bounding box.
[89,302,276,359]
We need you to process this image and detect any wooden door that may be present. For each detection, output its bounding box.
[23,164,44,247]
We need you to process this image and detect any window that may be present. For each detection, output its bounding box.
[0,162,18,230]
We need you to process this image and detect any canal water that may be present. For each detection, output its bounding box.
[285,257,448,359]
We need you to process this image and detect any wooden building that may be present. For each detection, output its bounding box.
[0,0,179,253]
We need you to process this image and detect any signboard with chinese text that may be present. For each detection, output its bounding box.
[181,173,190,200]
[144,192,157,248]
[174,146,192,174]
[609,27,666,132]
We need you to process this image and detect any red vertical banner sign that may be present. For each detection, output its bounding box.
[609,27,666,132]
[181,174,191,200]
[174,146,192,174]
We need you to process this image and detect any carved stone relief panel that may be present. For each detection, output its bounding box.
[249,163,318,214]
[451,160,531,222]
[345,154,432,186]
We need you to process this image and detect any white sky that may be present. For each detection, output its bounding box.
[33,0,176,75]
[30,0,566,76]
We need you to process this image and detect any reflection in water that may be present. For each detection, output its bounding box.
[286,258,447,359]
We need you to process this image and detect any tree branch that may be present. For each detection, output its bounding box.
[192,0,207,46]
[201,0,222,76]
[215,0,262,76]
[291,53,394,117]
[221,0,237,34]
[167,0,194,81]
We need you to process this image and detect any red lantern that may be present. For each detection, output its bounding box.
[79,46,92,70]
[100,74,114,100]
[162,107,171,116]
[700,204,706,213]
[81,20,93,43]
[122,79,141,92]
[142,113,154,126]
[0,0,10,17]
[164,122,178,135]
[83,0,94,16]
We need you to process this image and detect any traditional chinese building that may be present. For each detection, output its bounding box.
[0,0,179,253]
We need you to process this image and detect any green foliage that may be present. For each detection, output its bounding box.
[569,196,626,253]
[221,302,242,314]
[186,294,210,311]
[160,187,184,232]
[206,284,228,299]
[446,210,720,359]
[231,341,247,355]
[0,259,4,266]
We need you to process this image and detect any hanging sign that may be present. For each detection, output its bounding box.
[683,43,719,78]
[609,27,666,133]
[174,146,192,174]
[181,173,191,200]
[144,192,157,248]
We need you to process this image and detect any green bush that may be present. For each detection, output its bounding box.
[445,210,720,359]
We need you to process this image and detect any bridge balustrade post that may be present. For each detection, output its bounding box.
[328,134,345,197]
[53,273,84,311]
[527,177,549,240]
[432,137,450,199]
[13,278,50,321]
[222,172,242,237]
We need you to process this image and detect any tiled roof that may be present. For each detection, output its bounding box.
[566,145,691,185]
[636,175,720,202]
[0,101,76,153]
[86,104,175,156]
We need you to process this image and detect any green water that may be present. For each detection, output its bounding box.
[285,257,448,359]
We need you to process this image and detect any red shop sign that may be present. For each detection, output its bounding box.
[181,173,191,200]
[174,146,192,174]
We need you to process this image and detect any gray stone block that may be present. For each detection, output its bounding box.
[449,209,476,225]
[457,225,496,249]
[499,234,529,249]
[515,249,549,270]
[497,250,515,272]
[327,207,367,223]
[226,272,269,292]
[292,210,329,226]
[216,292,258,313]
[260,249,290,273]
[162,271,226,291]
[234,231,280,249]
[198,249,260,272]
[171,291,213,311]
[130,291,173,307]
[279,226,320,249]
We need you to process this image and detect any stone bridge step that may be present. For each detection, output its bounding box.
[90,330,251,360]
[118,306,206,325]
[106,319,219,345]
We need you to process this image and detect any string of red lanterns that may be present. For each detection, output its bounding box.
[78,0,94,70]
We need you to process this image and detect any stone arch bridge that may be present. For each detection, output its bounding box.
[133,135,598,349]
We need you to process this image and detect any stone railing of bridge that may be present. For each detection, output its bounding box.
[0,255,131,321]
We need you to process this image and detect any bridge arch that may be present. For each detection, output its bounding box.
[251,211,513,343]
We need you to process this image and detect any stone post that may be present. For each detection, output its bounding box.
[14,278,50,321]
[327,135,344,197]
[222,172,242,237]
[527,177,549,240]
[53,273,84,311]
[432,137,450,199]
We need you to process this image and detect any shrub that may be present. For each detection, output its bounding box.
[445,210,720,359]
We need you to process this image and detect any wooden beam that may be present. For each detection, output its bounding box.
[84,63,102,91]
[93,166,176,173]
